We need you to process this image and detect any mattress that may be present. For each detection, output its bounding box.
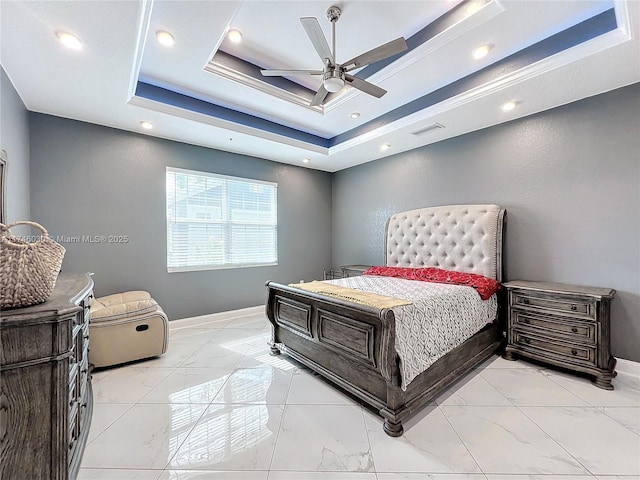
[327,275,498,390]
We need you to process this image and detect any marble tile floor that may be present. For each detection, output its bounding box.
[80,311,640,480]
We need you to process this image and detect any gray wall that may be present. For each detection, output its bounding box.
[0,67,30,224]
[29,114,332,320]
[332,83,640,362]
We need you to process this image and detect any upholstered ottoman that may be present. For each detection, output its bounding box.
[89,291,169,368]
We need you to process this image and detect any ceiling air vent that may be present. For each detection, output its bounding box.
[411,123,446,136]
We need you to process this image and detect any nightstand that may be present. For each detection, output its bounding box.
[503,280,616,390]
[341,264,371,277]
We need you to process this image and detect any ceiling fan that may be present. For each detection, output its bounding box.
[260,5,408,107]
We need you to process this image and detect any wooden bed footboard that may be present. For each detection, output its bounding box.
[265,280,502,436]
[265,281,400,395]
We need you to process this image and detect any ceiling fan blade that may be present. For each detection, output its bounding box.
[300,17,334,64]
[342,37,408,72]
[310,84,329,107]
[261,69,323,77]
[344,74,387,98]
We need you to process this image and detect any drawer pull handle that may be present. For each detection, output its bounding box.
[571,349,578,356]
[84,334,89,340]
[524,337,531,344]
[523,298,530,305]
[570,304,577,311]
[136,324,149,332]
[571,327,578,333]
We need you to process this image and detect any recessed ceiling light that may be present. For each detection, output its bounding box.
[501,101,517,112]
[227,29,243,43]
[381,143,391,151]
[156,30,175,47]
[140,121,154,130]
[302,158,310,164]
[472,44,492,60]
[349,112,361,119]
[56,32,83,50]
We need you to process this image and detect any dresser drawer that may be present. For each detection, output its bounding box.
[511,290,595,319]
[0,273,95,480]
[513,330,596,365]
[512,311,596,345]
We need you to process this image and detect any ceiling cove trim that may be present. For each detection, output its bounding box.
[204,51,322,114]
[127,0,154,101]
[201,0,501,114]
[354,0,498,82]
[330,7,618,147]
[132,82,330,150]
[330,10,628,155]
[133,7,618,153]
[322,0,505,113]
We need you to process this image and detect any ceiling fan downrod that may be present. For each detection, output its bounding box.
[326,5,341,66]
[324,6,344,92]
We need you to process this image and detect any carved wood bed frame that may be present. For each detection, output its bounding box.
[265,204,506,436]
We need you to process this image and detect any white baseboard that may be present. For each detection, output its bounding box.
[169,305,264,330]
[167,314,640,383]
[615,357,640,387]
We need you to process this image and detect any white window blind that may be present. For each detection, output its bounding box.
[166,167,277,272]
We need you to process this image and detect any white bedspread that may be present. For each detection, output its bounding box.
[327,276,498,390]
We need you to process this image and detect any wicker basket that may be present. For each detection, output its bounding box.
[0,221,66,310]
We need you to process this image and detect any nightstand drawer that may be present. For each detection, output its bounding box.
[512,311,596,345]
[513,331,596,365]
[512,290,595,319]
[504,280,615,390]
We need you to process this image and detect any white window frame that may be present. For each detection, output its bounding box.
[166,166,278,273]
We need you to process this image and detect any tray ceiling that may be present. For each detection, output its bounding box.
[1,0,639,172]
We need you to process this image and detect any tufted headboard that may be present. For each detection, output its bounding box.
[384,204,506,282]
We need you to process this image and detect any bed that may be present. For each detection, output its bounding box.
[265,204,506,436]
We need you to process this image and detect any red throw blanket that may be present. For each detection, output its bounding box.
[363,266,501,300]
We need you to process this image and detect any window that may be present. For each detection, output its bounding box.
[166,167,277,272]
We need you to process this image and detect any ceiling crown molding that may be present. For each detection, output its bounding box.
[204,56,323,114]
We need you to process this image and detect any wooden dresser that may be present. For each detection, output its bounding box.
[503,280,616,389]
[0,273,94,479]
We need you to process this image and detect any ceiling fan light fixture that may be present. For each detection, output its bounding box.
[324,76,344,93]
